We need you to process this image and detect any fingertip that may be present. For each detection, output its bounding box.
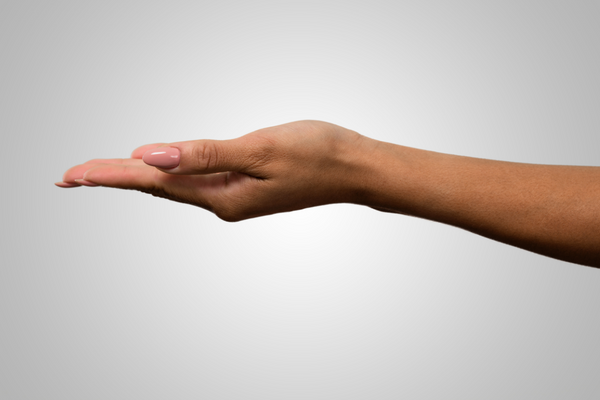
[55,181,81,188]
[81,165,101,183]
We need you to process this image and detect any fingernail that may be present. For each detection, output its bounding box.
[143,147,180,169]
[55,182,81,188]
[74,179,99,187]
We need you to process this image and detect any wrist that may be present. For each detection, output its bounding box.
[348,137,421,213]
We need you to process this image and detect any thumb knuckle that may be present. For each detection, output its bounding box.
[192,141,220,171]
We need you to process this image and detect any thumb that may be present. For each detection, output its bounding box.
[142,137,252,175]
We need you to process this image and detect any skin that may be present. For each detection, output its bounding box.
[56,120,600,268]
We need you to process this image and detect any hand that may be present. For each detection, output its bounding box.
[57,120,373,221]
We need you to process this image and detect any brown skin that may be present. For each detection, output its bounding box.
[57,120,600,268]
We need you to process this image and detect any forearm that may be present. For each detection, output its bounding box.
[355,137,600,268]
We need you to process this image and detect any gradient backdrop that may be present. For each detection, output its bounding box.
[2,1,600,399]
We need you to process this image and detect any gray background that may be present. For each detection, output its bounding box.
[2,0,599,398]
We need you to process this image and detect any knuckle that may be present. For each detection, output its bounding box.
[243,132,279,169]
[192,141,219,171]
[250,129,280,152]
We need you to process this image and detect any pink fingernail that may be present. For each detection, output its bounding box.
[55,182,80,188]
[74,179,99,187]
[143,147,180,169]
